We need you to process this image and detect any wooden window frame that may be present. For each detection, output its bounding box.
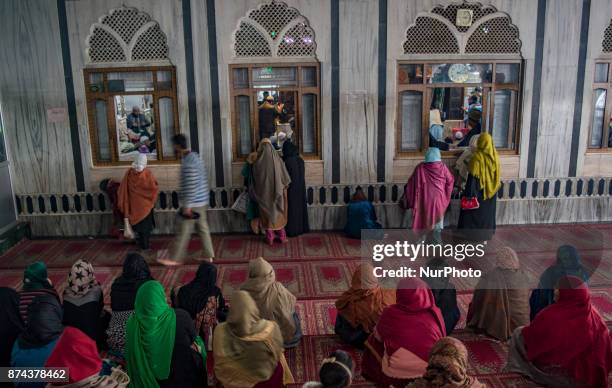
[395,59,523,158]
[587,61,612,152]
[229,62,321,161]
[84,66,180,166]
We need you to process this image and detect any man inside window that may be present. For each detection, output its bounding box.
[127,106,151,139]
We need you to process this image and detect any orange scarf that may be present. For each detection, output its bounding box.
[118,168,159,225]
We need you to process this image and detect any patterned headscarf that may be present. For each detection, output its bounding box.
[65,260,98,297]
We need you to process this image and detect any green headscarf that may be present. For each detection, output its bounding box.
[23,261,52,291]
[126,280,176,388]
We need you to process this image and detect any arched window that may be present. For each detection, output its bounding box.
[589,19,612,150]
[230,1,320,160]
[84,7,179,165]
[397,2,522,156]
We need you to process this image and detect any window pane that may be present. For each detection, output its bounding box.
[157,71,172,90]
[492,89,516,148]
[236,96,252,156]
[428,63,492,84]
[114,95,157,160]
[301,94,316,154]
[301,67,317,87]
[233,68,249,89]
[252,67,297,88]
[94,100,111,162]
[400,91,422,151]
[159,98,175,159]
[89,73,104,93]
[107,72,154,92]
[495,63,520,83]
[590,89,607,147]
[595,63,609,83]
[398,64,423,84]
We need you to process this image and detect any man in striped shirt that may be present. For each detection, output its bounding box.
[158,134,215,265]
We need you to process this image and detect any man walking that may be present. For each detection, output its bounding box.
[157,134,214,265]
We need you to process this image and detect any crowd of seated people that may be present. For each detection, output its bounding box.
[1,243,610,388]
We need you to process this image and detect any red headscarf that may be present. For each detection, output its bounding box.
[376,278,446,360]
[404,161,454,231]
[522,276,612,387]
[45,327,102,385]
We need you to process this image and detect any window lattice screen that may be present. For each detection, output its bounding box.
[234,1,317,58]
[432,2,495,33]
[403,4,521,56]
[603,20,612,52]
[87,7,169,63]
[465,16,521,54]
[404,17,460,54]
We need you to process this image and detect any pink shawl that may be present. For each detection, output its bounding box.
[405,162,454,230]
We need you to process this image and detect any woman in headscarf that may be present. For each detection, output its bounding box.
[213,290,294,388]
[457,133,500,240]
[126,280,206,388]
[422,257,460,335]
[302,350,354,388]
[252,138,291,245]
[403,148,454,234]
[455,134,480,190]
[0,288,23,368]
[240,257,302,348]
[506,276,612,387]
[529,245,589,320]
[45,327,130,387]
[107,253,152,360]
[282,140,309,237]
[11,294,63,388]
[361,277,446,387]
[62,259,109,347]
[428,109,450,151]
[241,151,262,234]
[118,153,159,250]
[334,264,395,348]
[466,246,530,340]
[407,337,485,388]
[172,262,227,350]
[344,188,382,239]
[19,261,59,323]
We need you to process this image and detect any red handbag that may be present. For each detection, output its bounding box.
[461,196,480,210]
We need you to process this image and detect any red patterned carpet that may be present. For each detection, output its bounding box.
[1,224,611,387]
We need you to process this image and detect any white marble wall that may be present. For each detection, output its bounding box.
[0,0,77,193]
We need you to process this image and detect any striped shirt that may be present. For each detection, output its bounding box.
[19,288,60,323]
[180,151,210,208]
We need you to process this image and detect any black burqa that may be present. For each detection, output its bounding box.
[0,288,24,366]
[422,258,460,335]
[18,294,63,349]
[110,253,153,311]
[175,262,227,321]
[282,141,310,237]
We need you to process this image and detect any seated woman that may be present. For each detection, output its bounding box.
[62,259,109,347]
[18,261,59,323]
[466,247,530,340]
[126,280,206,388]
[362,277,446,387]
[344,188,382,239]
[213,290,294,388]
[0,288,23,368]
[240,257,302,348]
[172,261,227,350]
[529,244,589,320]
[422,258,460,335]
[506,276,612,387]
[334,264,395,348]
[107,253,152,361]
[12,294,63,388]
[45,327,130,387]
[118,153,159,250]
[403,148,454,237]
[407,337,485,388]
[302,350,354,388]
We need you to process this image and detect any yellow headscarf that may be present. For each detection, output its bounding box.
[467,133,500,200]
